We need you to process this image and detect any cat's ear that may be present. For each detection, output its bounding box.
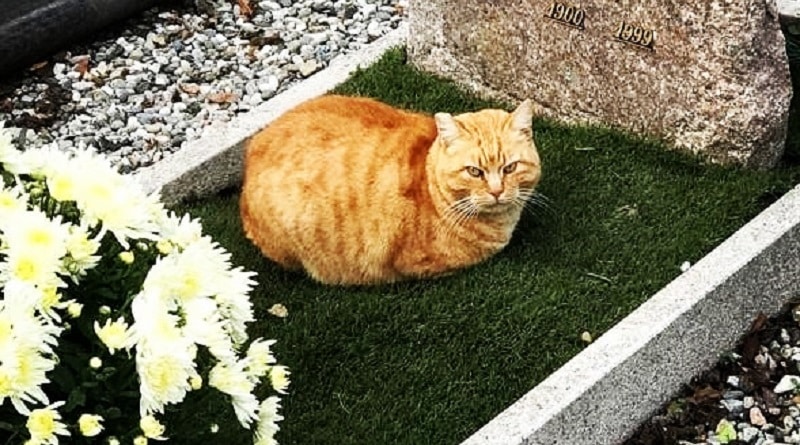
[510,99,534,137]
[434,113,460,145]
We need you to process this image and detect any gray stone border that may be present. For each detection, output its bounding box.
[460,183,800,444]
[133,18,800,445]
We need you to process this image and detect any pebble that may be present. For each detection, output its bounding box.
[741,427,760,442]
[0,0,407,172]
[776,375,800,394]
[722,399,744,414]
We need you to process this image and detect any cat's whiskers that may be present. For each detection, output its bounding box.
[437,196,478,239]
[514,189,556,219]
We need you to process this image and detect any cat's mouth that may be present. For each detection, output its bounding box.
[477,200,515,214]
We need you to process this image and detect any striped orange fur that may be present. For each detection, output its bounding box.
[240,95,541,285]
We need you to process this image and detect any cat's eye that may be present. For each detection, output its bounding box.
[465,166,484,178]
[503,162,519,174]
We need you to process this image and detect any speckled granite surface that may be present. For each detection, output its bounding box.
[408,0,792,169]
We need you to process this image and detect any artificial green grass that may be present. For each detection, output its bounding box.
[171,48,800,445]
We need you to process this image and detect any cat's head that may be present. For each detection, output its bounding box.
[432,100,541,216]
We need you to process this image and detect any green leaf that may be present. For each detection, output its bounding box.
[65,387,87,412]
[49,364,77,393]
[105,407,122,420]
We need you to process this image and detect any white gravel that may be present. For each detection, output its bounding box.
[0,0,406,173]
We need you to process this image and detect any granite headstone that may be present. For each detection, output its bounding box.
[408,0,793,169]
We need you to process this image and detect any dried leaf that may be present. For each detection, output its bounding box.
[73,57,90,77]
[580,331,592,344]
[268,303,288,318]
[237,0,254,17]
[748,312,768,334]
[206,91,238,104]
[687,385,721,404]
[179,83,201,95]
[29,61,48,71]
[247,45,258,61]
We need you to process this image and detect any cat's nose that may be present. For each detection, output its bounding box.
[489,190,503,200]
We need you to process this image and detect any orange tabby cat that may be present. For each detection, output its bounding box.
[240,95,541,285]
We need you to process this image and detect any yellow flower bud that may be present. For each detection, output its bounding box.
[89,357,102,369]
[189,375,203,390]
[78,413,104,437]
[156,239,173,255]
[118,251,134,264]
[67,302,83,318]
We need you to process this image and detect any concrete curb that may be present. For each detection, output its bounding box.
[133,23,408,206]
[460,184,800,445]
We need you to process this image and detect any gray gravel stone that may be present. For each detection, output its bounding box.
[0,0,406,172]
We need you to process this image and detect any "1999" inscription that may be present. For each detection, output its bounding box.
[545,2,585,30]
[614,21,655,49]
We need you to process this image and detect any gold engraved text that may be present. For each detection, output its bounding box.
[614,21,655,49]
[545,2,585,30]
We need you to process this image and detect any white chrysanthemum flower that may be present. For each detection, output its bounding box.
[215,267,257,347]
[42,150,165,248]
[0,209,70,260]
[156,212,203,250]
[254,397,283,445]
[25,401,69,445]
[0,301,62,415]
[0,249,63,290]
[139,415,167,440]
[182,297,235,362]
[269,366,290,395]
[143,238,231,304]
[131,291,182,346]
[63,225,100,279]
[0,185,28,221]
[136,346,196,417]
[9,142,69,177]
[208,360,259,427]
[78,413,104,437]
[0,123,24,173]
[94,317,136,355]
[244,339,277,380]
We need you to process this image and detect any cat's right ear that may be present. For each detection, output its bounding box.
[434,113,460,145]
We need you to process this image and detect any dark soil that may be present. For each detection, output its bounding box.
[624,305,800,445]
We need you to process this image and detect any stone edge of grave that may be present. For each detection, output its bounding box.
[132,17,800,445]
[459,186,800,444]
[132,23,409,206]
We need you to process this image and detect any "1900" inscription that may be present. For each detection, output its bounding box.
[614,21,655,49]
[545,2,585,30]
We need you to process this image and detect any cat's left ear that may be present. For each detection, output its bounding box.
[435,113,461,145]
[510,99,534,137]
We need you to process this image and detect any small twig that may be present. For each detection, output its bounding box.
[586,272,613,284]
[335,392,351,414]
